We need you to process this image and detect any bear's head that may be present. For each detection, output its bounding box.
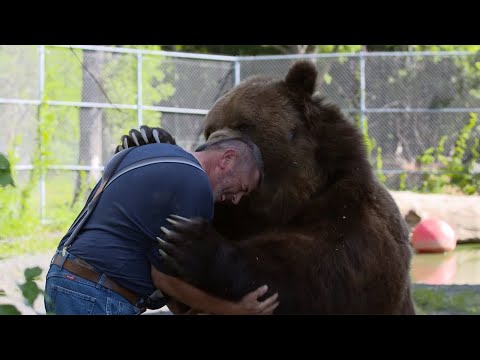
[203,60,370,224]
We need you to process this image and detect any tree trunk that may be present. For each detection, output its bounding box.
[72,50,105,207]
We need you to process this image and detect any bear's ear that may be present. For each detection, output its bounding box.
[285,60,318,96]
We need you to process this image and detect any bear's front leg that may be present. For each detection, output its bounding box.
[157,215,261,300]
[115,125,176,153]
[157,215,221,285]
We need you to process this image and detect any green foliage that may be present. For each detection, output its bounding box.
[355,115,377,159]
[0,267,44,315]
[314,45,363,54]
[0,232,58,259]
[411,46,480,108]
[353,115,390,186]
[0,99,60,238]
[0,56,67,234]
[169,45,284,56]
[168,45,364,56]
[323,73,332,85]
[0,304,21,315]
[103,46,175,105]
[413,286,480,315]
[0,154,82,247]
[398,172,407,191]
[411,45,480,53]
[376,147,387,184]
[366,45,413,52]
[30,101,57,186]
[417,113,480,194]
[161,45,480,58]
[19,266,43,307]
[100,46,175,154]
[356,116,375,158]
[167,45,478,57]
[0,142,41,238]
[0,49,82,239]
[0,153,14,187]
[25,266,42,280]
[0,288,21,315]
[44,47,83,163]
[1,45,176,241]
[355,45,479,193]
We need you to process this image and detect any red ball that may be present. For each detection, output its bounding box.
[411,218,456,253]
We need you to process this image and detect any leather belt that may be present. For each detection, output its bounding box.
[51,253,140,308]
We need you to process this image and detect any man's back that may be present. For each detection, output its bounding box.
[58,143,214,297]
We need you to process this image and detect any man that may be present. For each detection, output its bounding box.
[44,137,278,315]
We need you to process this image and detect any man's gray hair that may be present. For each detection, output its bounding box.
[196,137,264,186]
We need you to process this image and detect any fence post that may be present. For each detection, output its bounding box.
[359,50,366,135]
[137,52,143,127]
[38,45,46,224]
[234,58,241,85]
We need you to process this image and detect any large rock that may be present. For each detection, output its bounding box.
[390,191,480,243]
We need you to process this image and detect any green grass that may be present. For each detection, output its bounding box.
[1,171,88,259]
[0,231,60,259]
[413,286,480,314]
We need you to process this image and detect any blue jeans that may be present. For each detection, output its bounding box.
[44,250,142,315]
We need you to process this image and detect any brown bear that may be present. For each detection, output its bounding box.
[119,60,416,315]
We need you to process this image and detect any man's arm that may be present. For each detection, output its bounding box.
[165,299,192,314]
[151,265,279,315]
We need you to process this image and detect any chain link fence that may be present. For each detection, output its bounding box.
[1,45,479,222]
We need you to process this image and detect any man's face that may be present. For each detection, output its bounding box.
[212,165,260,205]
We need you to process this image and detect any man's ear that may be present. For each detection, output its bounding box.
[219,149,236,170]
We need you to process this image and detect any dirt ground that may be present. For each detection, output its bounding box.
[0,252,172,315]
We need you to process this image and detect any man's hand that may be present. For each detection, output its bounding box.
[152,266,280,316]
[174,285,279,315]
[166,299,192,314]
[230,285,279,315]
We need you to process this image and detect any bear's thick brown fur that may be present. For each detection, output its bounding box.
[126,61,416,314]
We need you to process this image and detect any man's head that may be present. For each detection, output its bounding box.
[193,137,263,205]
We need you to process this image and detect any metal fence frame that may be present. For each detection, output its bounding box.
[1,45,479,222]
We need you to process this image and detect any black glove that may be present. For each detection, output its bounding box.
[136,289,169,310]
[115,125,176,153]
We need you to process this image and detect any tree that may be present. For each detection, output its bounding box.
[72,50,106,205]
[71,45,175,205]
[163,45,364,55]
[163,45,285,56]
